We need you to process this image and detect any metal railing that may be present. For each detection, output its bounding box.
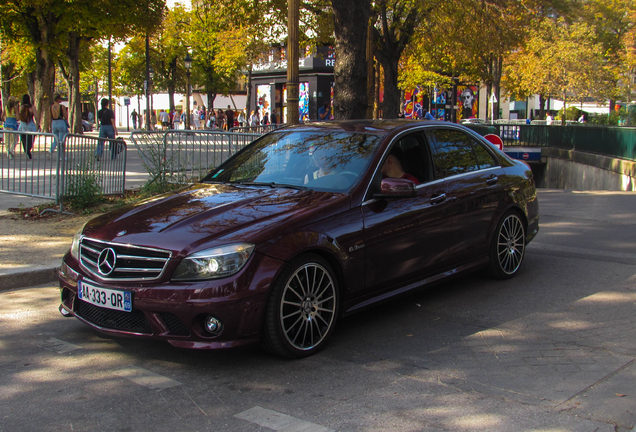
[465,123,636,161]
[1,129,127,211]
[1,130,57,199]
[130,130,259,186]
[229,124,283,134]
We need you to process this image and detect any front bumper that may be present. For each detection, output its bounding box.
[57,252,285,349]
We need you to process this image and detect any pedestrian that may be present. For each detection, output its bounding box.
[193,108,200,129]
[200,106,207,129]
[224,105,234,130]
[95,98,118,161]
[3,96,19,159]
[262,110,269,125]
[88,110,94,124]
[131,109,138,129]
[18,94,38,160]
[150,110,157,130]
[160,109,170,130]
[173,110,181,130]
[546,113,553,125]
[318,101,331,120]
[424,109,434,120]
[49,93,68,155]
[250,109,260,126]
[237,110,246,127]
[216,109,225,129]
[169,109,175,129]
[270,109,278,126]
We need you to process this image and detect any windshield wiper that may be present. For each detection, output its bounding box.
[238,181,308,191]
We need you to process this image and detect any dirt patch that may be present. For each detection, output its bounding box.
[0,210,99,271]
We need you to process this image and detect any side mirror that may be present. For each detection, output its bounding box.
[374,178,417,198]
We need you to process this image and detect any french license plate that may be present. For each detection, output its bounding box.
[78,281,132,312]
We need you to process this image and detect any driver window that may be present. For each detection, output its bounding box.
[382,134,432,185]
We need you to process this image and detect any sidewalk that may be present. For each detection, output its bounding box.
[0,136,149,291]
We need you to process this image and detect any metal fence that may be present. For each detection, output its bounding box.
[1,129,127,210]
[130,130,260,185]
[465,123,636,161]
[229,124,282,134]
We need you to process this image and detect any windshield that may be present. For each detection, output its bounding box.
[204,130,381,192]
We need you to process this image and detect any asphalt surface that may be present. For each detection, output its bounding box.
[1,189,636,431]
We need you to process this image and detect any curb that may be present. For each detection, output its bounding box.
[0,268,59,292]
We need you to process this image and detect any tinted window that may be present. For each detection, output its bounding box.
[427,129,479,177]
[474,142,498,169]
[205,130,381,192]
[385,133,431,183]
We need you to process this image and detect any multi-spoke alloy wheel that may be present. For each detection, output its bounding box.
[489,212,526,279]
[262,254,339,358]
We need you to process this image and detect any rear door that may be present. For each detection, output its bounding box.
[426,128,507,265]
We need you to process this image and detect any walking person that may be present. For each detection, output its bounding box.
[18,94,38,160]
[237,110,246,127]
[3,96,19,159]
[131,109,138,129]
[49,93,69,156]
[95,98,118,161]
[173,110,181,130]
[215,109,225,129]
[250,109,260,126]
[150,110,157,130]
[224,105,234,130]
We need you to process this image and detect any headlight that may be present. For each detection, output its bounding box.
[70,223,87,259]
[172,243,255,281]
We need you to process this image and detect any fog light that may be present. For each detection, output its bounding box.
[59,304,72,317]
[204,315,223,336]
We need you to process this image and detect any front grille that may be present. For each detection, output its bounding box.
[159,312,190,336]
[76,301,152,333]
[79,237,172,281]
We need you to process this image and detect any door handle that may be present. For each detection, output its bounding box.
[486,176,498,185]
[430,193,446,204]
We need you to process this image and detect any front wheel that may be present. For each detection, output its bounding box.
[261,254,339,358]
[488,211,526,279]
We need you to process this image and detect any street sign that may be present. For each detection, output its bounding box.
[523,153,530,159]
[123,97,130,106]
[489,93,497,104]
[484,134,504,151]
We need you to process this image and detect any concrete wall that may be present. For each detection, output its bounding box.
[536,147,636,191]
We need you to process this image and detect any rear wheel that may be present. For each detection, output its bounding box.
[261,254,339,358]
[488,211,526,279]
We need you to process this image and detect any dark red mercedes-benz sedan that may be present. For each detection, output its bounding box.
[58,120,539,357]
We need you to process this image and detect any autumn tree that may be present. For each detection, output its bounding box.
[372,0,422,118]
[503,17,614,124]
[0,0,66,130]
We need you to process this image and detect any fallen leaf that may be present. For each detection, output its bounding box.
[615,393,626,397]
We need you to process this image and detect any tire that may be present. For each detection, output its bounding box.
[488,211,526,279]
[261,254,339,358]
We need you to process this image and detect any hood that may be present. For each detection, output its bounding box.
[83,183,347,256]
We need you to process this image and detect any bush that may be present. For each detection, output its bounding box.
[64,163,104,209]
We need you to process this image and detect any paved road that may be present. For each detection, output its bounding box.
[1,190,636,431]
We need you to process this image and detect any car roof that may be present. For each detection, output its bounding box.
[274,119,451,135]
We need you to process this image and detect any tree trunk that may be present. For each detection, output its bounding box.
[168,57,177,113]
[492,56,503,120]
[378,56,400,119]
[331,0,371,120]
[33,47,55,132]
[64,32,83,134]
[246,66,252,114]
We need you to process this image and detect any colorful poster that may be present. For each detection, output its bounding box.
[257,85,271,116]
[457,85,478,122]
[403,86,424,119]
[299,82,309,122]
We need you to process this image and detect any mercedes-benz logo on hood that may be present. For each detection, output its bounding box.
[98,248,117,276]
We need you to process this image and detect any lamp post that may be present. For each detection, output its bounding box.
[184,53,192,130]
[149,67,154,129]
